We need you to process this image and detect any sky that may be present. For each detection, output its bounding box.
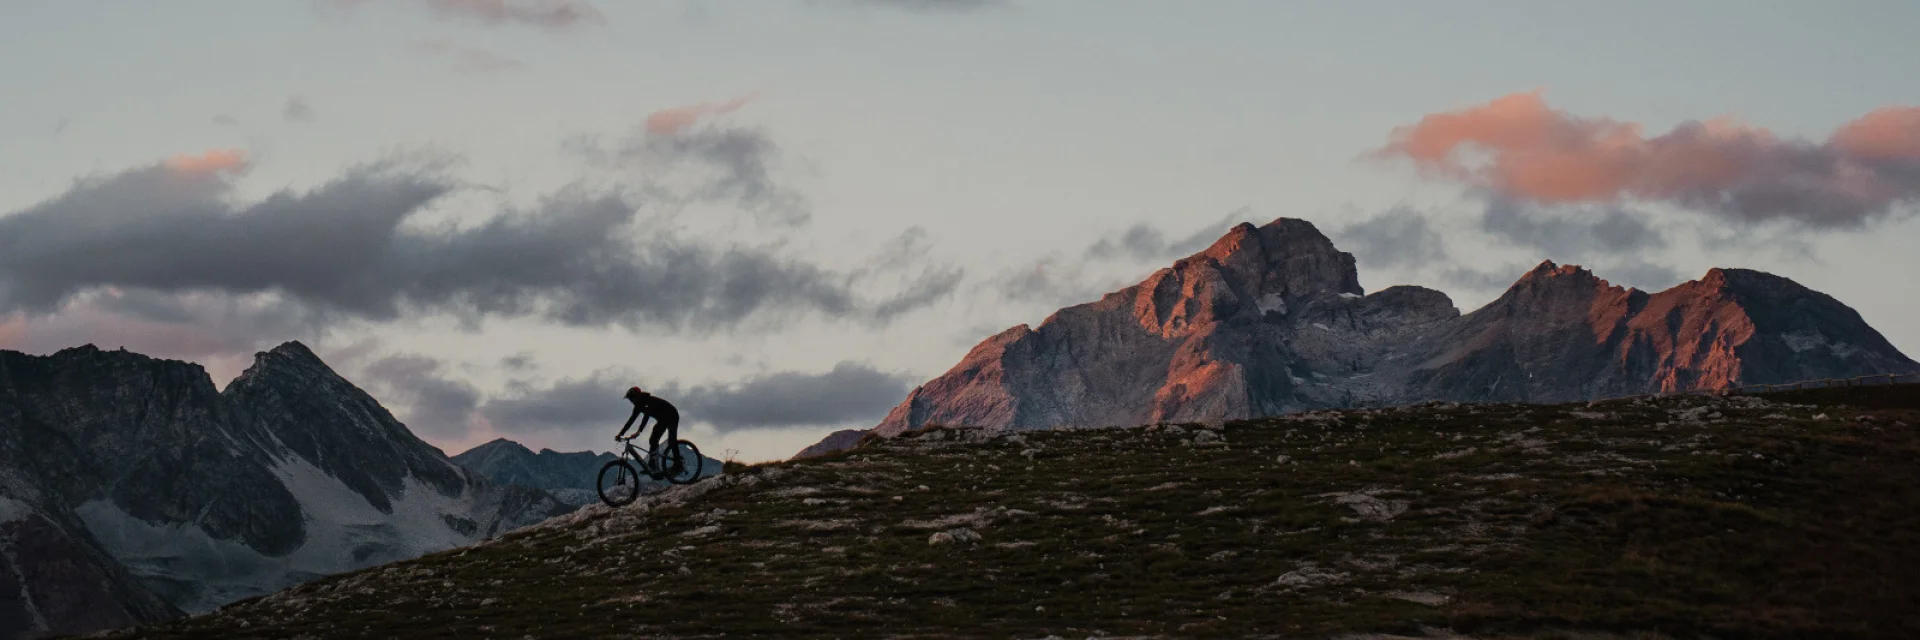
[3,0,1917,462]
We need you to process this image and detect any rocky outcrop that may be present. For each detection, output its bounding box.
[0,342,576,638]
[803,217,1917,456]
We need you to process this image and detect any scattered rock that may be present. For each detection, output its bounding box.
[1321,490,1411,521]
[1386,591,1451,606]
[929,528,982,545]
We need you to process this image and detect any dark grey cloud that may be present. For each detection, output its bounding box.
[283,96,317,123]
[856,227,965,322]
[670,361,914,429]
[987,257,1115,306]
[480,369,625,435]
[988,213,1243,307]
[1084,212,1242,263]
[0,155,954,333]
[212,114,239,126]
[1332,208,1448,270]
[1438,263,1525,293]
[501,352,536,371]
[1477,196,1667,259]
[480,361,911,434]
[361,354,483,440]
[569,125,809,227]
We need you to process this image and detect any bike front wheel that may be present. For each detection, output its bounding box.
[664,440,705,485]
[597,459,643,507]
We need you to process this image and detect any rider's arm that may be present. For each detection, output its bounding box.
[616,405,642,439]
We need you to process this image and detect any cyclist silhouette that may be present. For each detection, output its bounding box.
[618,386,681,469]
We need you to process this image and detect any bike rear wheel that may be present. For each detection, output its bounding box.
[597,459,643,507]
[664,440,704,485]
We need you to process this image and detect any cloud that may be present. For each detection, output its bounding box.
[1331,208,1448,270]
[644,94,758,136]
[162,148,249,175]
[481,362,915,436]
[1084,213,1241,263]
[501,352,536,371]
[1476,196,1667,258]
[671,361,915,429]
[425,0,603,30]
[1376,91,1920,228]
[358,354,486,440]
[1438,263,1529,293]
[480,369,627,435]
[284,96,317,123]
[211,114,238,127]
[985,213,1244,307]
[569,99,809,226]
[409,39,524,74]
[329,0,604,32]
[0,151,955,333]
[0,289,323,383]
[1831,106,1920,162]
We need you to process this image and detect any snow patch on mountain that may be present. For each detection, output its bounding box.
[1780,330,1861,359]
[74,456,512,613]
[0,495,31,524]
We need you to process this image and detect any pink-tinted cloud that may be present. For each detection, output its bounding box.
[644,94,759,136]
[0,315,24,349]
[1376,92,1920,227]
[163,149,250,176]
[1831,106,1920,162]
[423,0,603,31]
[0,290,317,383]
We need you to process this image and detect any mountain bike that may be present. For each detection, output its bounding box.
[597,437,705,507]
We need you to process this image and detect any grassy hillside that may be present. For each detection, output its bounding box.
[100,386,1920,639]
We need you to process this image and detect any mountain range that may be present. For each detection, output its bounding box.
[452,439,618,507]
[452,438,725,507]
[0,343,577,638]
[801,217,1917,456]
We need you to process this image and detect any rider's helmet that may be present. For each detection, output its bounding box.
[625,386,645,401]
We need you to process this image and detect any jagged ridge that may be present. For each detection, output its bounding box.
[809,217,1916,455]
[0,342,577,637]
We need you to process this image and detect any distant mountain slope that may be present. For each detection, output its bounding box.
[804,217,1916,456]
[110,386,1920,638]
[453,439,615,506]
[0,342,576,638]
[454,439,615,493]
[454,438,725,506]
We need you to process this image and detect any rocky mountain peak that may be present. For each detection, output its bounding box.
[1207,217,1363,300]
[811,216,1917,458]
[1,343,575,633]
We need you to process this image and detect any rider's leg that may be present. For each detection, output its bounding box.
[654,416,682,472]
[648,420,666,461]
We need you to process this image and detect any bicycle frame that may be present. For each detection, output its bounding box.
[619,440,681,477]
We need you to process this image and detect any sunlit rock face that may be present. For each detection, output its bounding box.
[0,342,576,637]
[805,217,1916,456]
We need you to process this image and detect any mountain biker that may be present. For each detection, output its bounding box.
[618,386,682,474]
